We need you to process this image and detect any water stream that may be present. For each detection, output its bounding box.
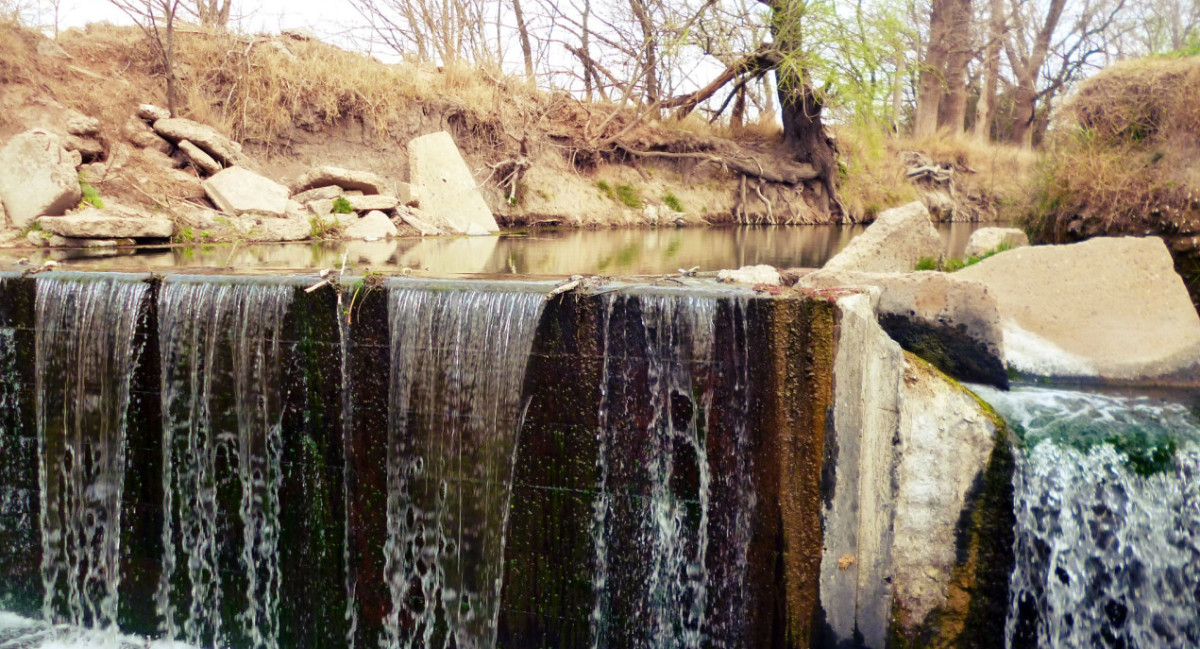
[973,385,1200,649]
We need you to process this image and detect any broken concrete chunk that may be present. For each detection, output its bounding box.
[0,130,83,228]
[137,104,171,122]
[38,210,173,238]
[963,227,1029,258]
[202,166,289,217]
[344,210,397,240]
[47,235,125,249]
[347,194,398,212]
[291,185,343,204]
[291,166,388,195]
[823,202,941,273]
[178,140,221,176]
[407,131,499,235]
[396,181,419,207]
[717,264,782,285]
[66,114,101,137]
[64,135,104,162]
[153,117,245,166]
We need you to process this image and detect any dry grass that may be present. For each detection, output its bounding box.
[834,126,1039,222]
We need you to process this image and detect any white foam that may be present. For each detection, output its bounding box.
[1002,323,1097,378]
[0,611,195,649]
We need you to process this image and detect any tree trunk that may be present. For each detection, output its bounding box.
[914,0,951,137]
[937,0,972,133]
[973,0,1004,139]
[512,0,534,80]
[629,0,658,104]
[1009,83,1037,148]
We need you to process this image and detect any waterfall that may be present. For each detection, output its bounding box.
[381,286,544,649]
[155,279,292,649]
[974,385,1200,649]
[589,293,754,649]
[33,277,148,630]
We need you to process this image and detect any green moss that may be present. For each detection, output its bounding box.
[332,196,354,214]
[663,193,684,212]
[615,183,642,208]
[79,175,103,209]
[915,257,938,271]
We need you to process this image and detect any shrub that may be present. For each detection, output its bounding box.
[332,196,354,214]
[663,193,684,213]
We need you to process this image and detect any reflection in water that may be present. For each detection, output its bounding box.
[0,224,991,277]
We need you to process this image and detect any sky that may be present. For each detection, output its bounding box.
[56,0,359,39]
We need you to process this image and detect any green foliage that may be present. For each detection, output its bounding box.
[662,193,684,212]
[915,242,1014,272]
[310,215,341,239]
[615,183,641,208]
[332,196,354,214]
[173,226,195,243]
[596,180,615,200]
[79,175,103,209]
[915,256,938,271]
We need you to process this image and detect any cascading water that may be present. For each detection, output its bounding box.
[33,277,148,630]
[973,385,1200,649]
[382,286,544,649]
[155,279,292,649]
[589,293,753,649]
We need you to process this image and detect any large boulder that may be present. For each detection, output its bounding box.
[801,270,1007,387]
[0,130,82,228]
[346,194,399,212]
[823,201,941,273]
[820,293,1013,646]
[717,264,781,285]
[344,210,398,240]
[153,117,246,166]
[178,140,221,176]
[957,236,1200,382]
[38,209,173,239]
[291,166,388,195]
[203,166,290,217]
[407,131,499,235]
[964,227,1029,258]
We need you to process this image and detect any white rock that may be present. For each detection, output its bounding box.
[396,206,447,236]
[824,202,941,273]
[964,227,1029,258]
[956,236,1200,382]
[138,104,171,122]
[153,117,245,166]
[47,235,122,248]
[66,114,101,137]
[347,194,399,212]
[397,181,419,207]
[407,131,499,234]
[124,117,172,153]
[717,264,781,285]
[203,166,290,217]
[344,210,398,240]
[178,140,221,176]
[291,185,343,204]
[254,214,311,242]
[291,166,388,195]
[38,210,173,238]
[0,130,82,228]
[64,135,104,161]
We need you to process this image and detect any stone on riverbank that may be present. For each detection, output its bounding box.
[344,210,397,240]
[823,201,941,273]
[964,227,1028,258]
[153,117,246,167]
[957,236,1200,383]
[178,140,222,176]
[718,264,781,285]
[407,131,499,235]
[802,269,1007,387]
[291,166,388,195]
[203,166,290,217]
[38,209,173,239]
[0,130,82,229]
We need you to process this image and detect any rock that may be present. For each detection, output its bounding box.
[178,140,221,176]
[66,149,83,169]
[153,117,245,166]
[64,135,104,162]
[38,210,173,239]
[291,185,343,204]
[47,235,124,249]
[396,206,447,236]
[964,227,1029,258]
[821,293,1013,645]
[291,166,388,195]
[407,131,499,234]
[308,199,334,217]
[252,214,310,242]
[717,264,781,285]
[823,201,941,273]
[124,117,173,153]
[137,104,171,122]
[347,194,398,212]
[397,181,419,207]
[202,166,290,217]
[801,269,1007,387]
[66,114,101,137]
[891,355,1011,643]
[344,210,398,240]
[26,231,48,247]
[0,130,82,228]
[956,236,1200,382]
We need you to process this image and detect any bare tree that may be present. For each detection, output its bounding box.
[188,0,231,30]
[973,0,1006,139]
[108,0,185,116]
[914,0,974,136]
